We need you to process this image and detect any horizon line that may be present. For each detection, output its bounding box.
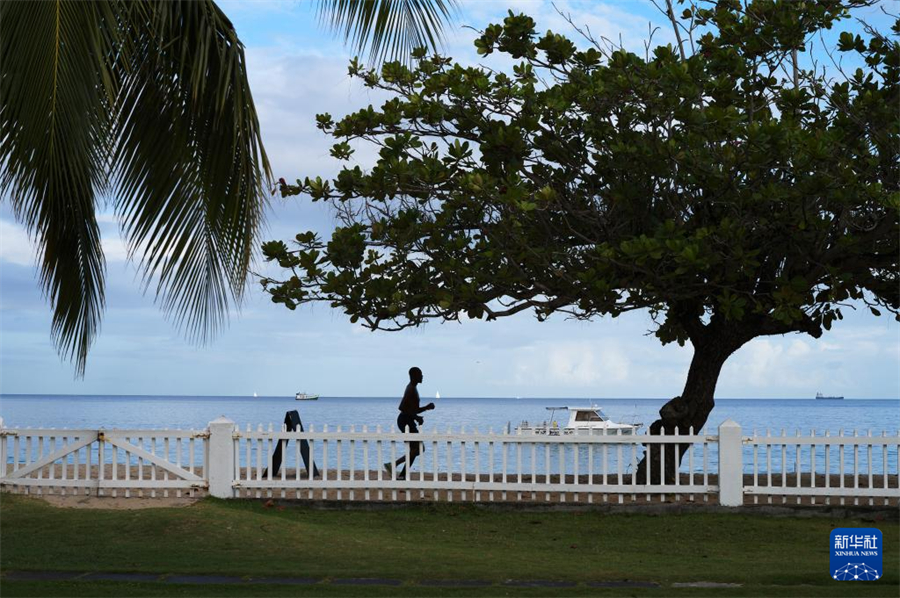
[1,393,897,401]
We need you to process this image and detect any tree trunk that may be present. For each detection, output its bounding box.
[635,335,740,485]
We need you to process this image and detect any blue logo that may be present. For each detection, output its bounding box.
[831,528,882,581]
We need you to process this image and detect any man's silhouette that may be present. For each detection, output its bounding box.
[384,366,434,480]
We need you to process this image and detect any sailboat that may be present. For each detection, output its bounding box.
[253,392,258,398]
[435,391,440,400]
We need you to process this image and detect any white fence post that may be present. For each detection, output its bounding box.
[719,419,743,507]
[208,416,235,498]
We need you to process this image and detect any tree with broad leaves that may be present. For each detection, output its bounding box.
[263,0,898,482]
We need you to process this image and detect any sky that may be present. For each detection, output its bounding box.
[0,1,897,399]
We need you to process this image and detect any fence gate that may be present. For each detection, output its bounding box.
[0,426,209,497]
[99,430,208,495]
[0,429,96,491]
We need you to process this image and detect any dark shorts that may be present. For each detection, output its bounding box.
[397,413,419,433]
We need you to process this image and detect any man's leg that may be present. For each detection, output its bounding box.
[388,418,418,476]
[407,438,422,467]
[397,428,422,478]
[392,423,417,466]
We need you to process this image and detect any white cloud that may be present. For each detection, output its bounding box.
[0,218,129,267]
[787,339,810,358]
[245,48,386,180]
[514,340,629,388]
[96,212,118,224]
[0,220,36,266]
[102,236,129,263]
[738,340,785,385]
[722,337,836,394]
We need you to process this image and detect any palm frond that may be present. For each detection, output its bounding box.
[112,0,271,343]
[0,0,118,374]
[316,0,459,65]
[0,0,271,374]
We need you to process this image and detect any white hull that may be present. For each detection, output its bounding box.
[515,405,642,436]
[295,393,319,401]
[515,425,639,436]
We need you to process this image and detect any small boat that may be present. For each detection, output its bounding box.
[253,392,258,398]
[515,406,642,436]
[435,391,440,400]
[815,392,844,400]
[295,392,319,401]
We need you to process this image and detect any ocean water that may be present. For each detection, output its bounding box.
[1,395,897,475]
[0,395,897,435]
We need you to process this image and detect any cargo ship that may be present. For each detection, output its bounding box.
[815,392,844,400]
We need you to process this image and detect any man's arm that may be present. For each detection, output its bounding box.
[417,402,435,414]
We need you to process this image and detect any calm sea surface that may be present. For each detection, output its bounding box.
[2,396,897,475]
[0,395,897,434]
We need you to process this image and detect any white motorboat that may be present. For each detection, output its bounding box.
[295,392,319,401]
[515,406,642,436]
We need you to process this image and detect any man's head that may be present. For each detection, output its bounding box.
[408,366,423,384]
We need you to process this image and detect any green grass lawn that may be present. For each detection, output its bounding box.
[1,494,897,596]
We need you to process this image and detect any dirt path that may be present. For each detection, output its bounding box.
[19,493,200,510]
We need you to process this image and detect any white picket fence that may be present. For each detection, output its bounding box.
[230,420,717,504]
[1,417,897,507]
[0,419,208,498]
[745,429,899,505]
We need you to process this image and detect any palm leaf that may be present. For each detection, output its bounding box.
[0,0,271,374]
[112,0,270,343]
[316,0,459,64]
[0,1,119,374]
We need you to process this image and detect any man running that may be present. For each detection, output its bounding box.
[384,366,434,480]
